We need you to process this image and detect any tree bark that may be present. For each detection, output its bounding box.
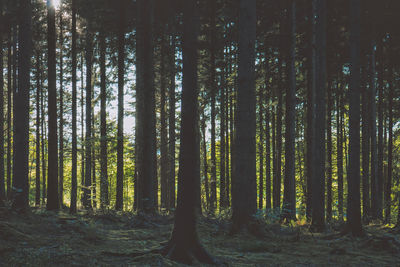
[384,65,393,224]
[12,0,31,211]
[58,10,64,208]
[35,51,41,206]
[46,0,59,211]
[361,65,370,223]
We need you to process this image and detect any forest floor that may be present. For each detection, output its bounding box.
[0,207,400,266]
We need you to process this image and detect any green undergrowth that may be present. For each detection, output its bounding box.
[0,207,399,266]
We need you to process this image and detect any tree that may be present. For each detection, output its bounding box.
[12,0,31,211]
[282,0,296,222]
[361,64,370,223]
[157,0,215,263]
[58,8,64,207]
[136,0,157,213]
[35,50,41,206]
[70,0,78,214]
[115,0,125,211]
[347,0,363,236]
[0,0,5,206]
[385,64,393,224]
[311,0,326,232]
[46,0,59,211]
[231,0,257,233]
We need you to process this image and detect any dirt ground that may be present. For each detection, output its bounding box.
[0,207,399,266]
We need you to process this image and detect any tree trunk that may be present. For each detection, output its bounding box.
[6,28,12,200]
[258,88,264,210]
[220,72,226,209]
[46,0,59,211]
[282,0,296,221]
[209,0,217,214]
[311,0,326,232]
[168,22,176,210]
[12,0,31,211]
[35,51,41,206]
[326,80,333,223]
[70,0,78,213]
[361,65,370,223]
[160,31,168,210]
[336,83,344,221]
[58,10,64,208]
[231,0,257,232]
[265,75,271,210]
[116,0,125,211]
[83,29,93,210]
[80,52,85,208]
[136,0,157,213]
[384,65,393,224]
[376,38,384,220]
[0,3,5,204]
[347,0,363,236]
[99,31,109,209]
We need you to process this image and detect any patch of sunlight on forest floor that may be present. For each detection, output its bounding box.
[0,207,399,266]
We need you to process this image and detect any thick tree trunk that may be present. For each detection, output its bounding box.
[160,32,168,210]
[282,0,296,221]
[0,5,5,204]
[99,31,109,209]
[46,0,59,211]
[347,0,363,236]
[12,0,31,211]
[80,53,85,208]
[70,0,78,213]
[326,80,333,223]
[311,0,326,232]
[6,28,12,200]
[116,1,125,211]
[376,39,384,220]
[384,66,393,224]
[136,0,157,213]
[231,0,257,232]
[336,85,344,221]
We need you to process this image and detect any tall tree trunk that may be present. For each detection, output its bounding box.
[83,29,93,210]
[70,0,78,213]
[369,39,378,221]
[136,0,157,213]
[258,88,264,210]
[282,0,296,221]
[220,72,226,209]
[116,0,125,211]
[99,31,109,209]
[231,0,257,232]
[168,23,176,210]
[209,0,217,214]
[384,65,393,224]
[274,67,283,212]
[376,38,384,220]
[12,0,31,211]
[160,31,168,210]
[311,0,326,232]
[361,65,370,223]
[35,51,41,206]
[347,0,363,236]
[326,80,333,223]
[58,10,64,208]
[6,28,12,199]
[46,0,59,211]
[41,58,46,205]
[201,114,210,211]
[265,77,271,210]
[0,2,5,204]
[80,53,85,208]
[336,84,344,221]
[160,0,215,262]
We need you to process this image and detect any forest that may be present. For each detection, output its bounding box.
[0,0,400,265]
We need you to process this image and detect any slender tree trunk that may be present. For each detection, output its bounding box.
[136,0,157,213]
[209,0,217,213]
[201,115,210,211]
[35,51,41,206]
[274,67,283,212]
[6,28,12,199]
[46,0,59,211]
[376,38,384,220]
[58,10,64,208]
[265,79,271,210]
[41,58,46,205]
[231,0,257,232]
[326,80,333,222]
[336,85,344,221]
[384,65,393,224]
[12,0,31,211]
[311,0,326,232]
[115,1,125,211]
[168,25,176,210]
[258,88,264,210]
[83,29,93,210]
[370,39,378,221]
[361,65,370,223]
[80,53,85,208]
[99,31,109,209]
[0,3,5,204]
[70,0,78,213]
[220,73,226,209]
[347,0,363,236]
[283,0,296,221]
[160,31,168,210]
